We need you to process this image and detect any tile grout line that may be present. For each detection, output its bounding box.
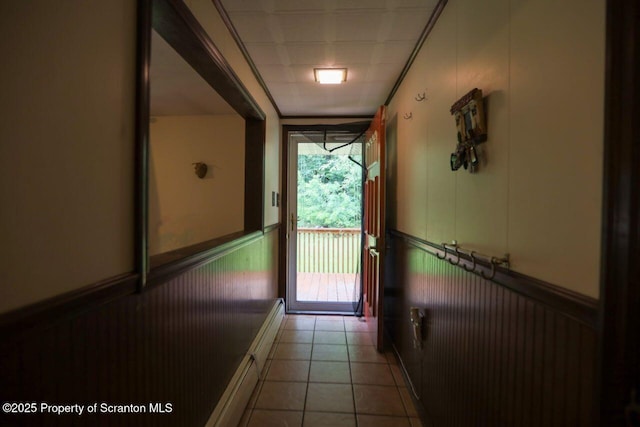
[300,315,316,427]
[251,315,421,426]
[346,323,361,427]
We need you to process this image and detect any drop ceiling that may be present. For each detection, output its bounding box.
[218,0,439,117]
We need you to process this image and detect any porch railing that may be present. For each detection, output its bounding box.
[297,228,361,273]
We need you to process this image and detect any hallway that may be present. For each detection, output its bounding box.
[241,315,422,427]
[2,0,634,425]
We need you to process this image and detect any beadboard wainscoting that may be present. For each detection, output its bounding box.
[385,230,598,426]
[0,228,279,427]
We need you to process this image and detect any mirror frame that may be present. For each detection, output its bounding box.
[135,0,266,289]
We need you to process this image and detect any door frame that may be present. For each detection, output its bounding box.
[597,0,640,424]
[280,123,369,313]
[362,106,387,351]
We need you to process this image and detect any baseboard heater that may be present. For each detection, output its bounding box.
[205,298,284,427]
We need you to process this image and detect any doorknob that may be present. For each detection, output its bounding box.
[290,213,296,231]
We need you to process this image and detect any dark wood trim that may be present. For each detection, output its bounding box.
[135,0,152,290]
[384,0,447,106]
[245,118,266,232]
[264,223,281,234]
[281,115,375,120]
[149,230,248,267]
[598,0,640,424]
[148,230,264,288]
[150,225,278,269]
[388,229,598,328]
[211,0,282,118]
[145,0,268,274]
[283,123,370,133]
[279,127,291,300]
[152,0,265,120]
[0,273,139,343]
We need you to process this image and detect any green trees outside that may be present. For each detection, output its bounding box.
[297,154,362,228]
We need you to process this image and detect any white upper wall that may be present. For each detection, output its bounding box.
[185,0,281,227]
[386,0,605,298]
[0,0,283,314]
[149,115,245,255]
[0,0,137,313]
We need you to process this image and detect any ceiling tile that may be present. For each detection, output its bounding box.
[271,0,327,12]
[335,0,386,11]
[219,0,440,116]
[291,65,320,83]
[386,10,434,40]
[336,65,370,83]
[272,82,387,116]
[277,13,328,43]
[226,13,275,43]
[388,0,439,9]
[284,43,330,65]
[335,12,385,42]
[245,43,287,65]
[257,64,297,83]
[333,42,376,64]
[371,41,415,64]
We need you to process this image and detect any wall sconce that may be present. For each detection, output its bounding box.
[192,162,208,179]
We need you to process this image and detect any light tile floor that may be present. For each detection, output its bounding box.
[240,315,423,427]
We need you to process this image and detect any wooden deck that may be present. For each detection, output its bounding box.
[296,272,360,302]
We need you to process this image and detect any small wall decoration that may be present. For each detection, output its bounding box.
[192,162,208,179]
[450,88,487,173]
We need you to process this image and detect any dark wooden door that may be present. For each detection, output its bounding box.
[363,106,386,351]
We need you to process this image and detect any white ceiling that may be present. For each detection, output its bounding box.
[219,0,439,116]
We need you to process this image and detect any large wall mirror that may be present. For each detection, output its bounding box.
[149,29,245,258]
[138,0,266,286]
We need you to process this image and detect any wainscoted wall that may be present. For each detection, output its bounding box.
[0,228,278,427]
[385,0,605,298]
[385,230,598,426]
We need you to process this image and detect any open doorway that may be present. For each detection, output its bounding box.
[284,125,367,313]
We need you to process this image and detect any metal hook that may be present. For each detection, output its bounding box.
[463,251,476,272]
[415,92,426,102]
[403,112,413,120]
[436,243,448,260]
[480,257,498,280]
[480,255,510,281]
[448,247,461,266]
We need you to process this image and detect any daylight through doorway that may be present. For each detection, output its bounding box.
[286,128,365,313]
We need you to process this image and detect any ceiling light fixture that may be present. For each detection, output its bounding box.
[314,68,347,84]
